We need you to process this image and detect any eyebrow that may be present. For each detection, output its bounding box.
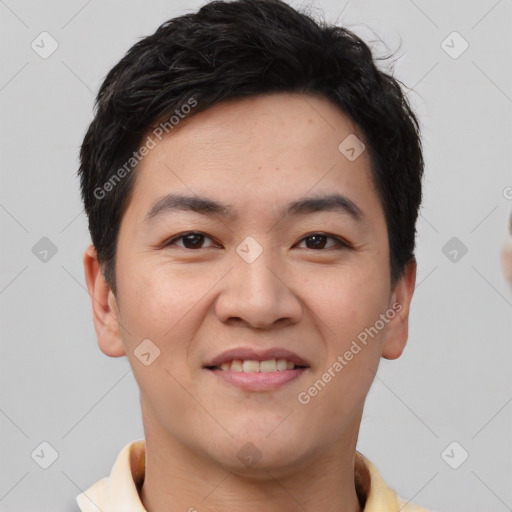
[144,192,365,224]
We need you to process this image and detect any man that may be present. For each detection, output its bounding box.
[77,0,428,510]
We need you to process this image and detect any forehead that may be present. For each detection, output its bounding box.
[124,93,385,230]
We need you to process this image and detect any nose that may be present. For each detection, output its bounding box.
[214,244,303,329]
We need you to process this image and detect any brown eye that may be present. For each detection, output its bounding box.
[165,232,216,250]
[297,233,350,250]
[163,232,351,251]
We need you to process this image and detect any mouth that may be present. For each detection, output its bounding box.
[203,348,310,392]
[203,347,310,371]
[205,359,308,372]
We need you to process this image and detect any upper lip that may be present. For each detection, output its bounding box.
[204,347,310,368]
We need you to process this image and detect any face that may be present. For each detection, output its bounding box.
[85,93,416,476]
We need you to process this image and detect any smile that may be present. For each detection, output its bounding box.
[205,361,309,392]
[207,359,307,372]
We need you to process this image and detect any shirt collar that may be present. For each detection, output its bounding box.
[76,439,421,512]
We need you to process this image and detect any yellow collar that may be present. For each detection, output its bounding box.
[76,439,429,512]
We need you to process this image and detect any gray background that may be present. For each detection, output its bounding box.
[1,0,511,511]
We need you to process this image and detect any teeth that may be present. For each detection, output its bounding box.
[260,359,277,372]
[231,360,243,372]
[276,359,288,371]
[215,358,301,372]
[242,360,260,373]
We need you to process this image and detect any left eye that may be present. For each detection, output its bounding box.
[296,233,350,250]
[163,232,350,250]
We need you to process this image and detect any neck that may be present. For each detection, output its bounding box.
[139,410,364,512]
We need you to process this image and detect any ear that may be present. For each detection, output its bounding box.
[381,257,417,360]
[83,244,126,357]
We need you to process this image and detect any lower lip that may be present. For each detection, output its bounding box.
[206,368,308,392]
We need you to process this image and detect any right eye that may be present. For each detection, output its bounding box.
[163,231,219,250]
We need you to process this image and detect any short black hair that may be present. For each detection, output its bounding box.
[78,0,424,296]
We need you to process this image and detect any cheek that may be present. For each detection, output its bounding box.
[308,267,389,347]
[301,269,388,416]
[115,269,198,404]
[292,345,378,451]
[118,261,199,339]
[135,359,201,444]
[119,276,197,421]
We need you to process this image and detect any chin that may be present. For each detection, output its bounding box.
[218,442,312,478]
[203,426,318,477]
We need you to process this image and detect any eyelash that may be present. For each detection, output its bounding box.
[162,231,352,251]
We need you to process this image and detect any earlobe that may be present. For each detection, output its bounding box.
[83,245,126,358]
[381,258,417,360]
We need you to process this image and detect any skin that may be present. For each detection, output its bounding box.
[84,93,416,512]
[502,214,512,286]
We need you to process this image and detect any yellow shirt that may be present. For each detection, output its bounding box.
[76,439,431,512]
